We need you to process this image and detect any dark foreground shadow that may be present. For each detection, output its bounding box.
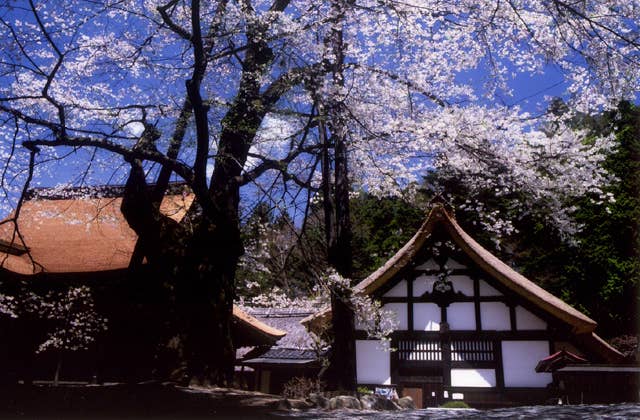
[0,383,285,419]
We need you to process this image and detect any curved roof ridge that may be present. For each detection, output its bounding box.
[354,206,441,294]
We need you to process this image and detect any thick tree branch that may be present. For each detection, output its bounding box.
[187,0,211,197]
[22,137,194,184]
[262,63,325,109]
[240,143,322,186]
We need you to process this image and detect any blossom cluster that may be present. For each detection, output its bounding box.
[0,284,108,354]
[36,286,108,353]
[1,0,638,233]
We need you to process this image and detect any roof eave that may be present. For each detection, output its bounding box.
[353,205,444,295]
[232,306,287,344]
[439,209,597,334]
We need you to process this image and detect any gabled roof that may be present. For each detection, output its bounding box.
[358,204,597,334]
[0,187,286,346]
[535,349,588,373]
[232,306,287,347]
[302,203,624,362]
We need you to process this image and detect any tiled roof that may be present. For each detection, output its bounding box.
[244,307,316,350]
[256,348,318,360]
[238,307,322,365]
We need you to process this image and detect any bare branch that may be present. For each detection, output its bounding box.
[345,62,447,107]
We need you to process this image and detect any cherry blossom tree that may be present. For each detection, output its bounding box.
[36,286,108,386]
[0,283,106,385]
[1,0,639,385]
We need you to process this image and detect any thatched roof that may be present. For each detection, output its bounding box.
[362,204,597,333]
[0,190,193,275]
[0,187,286,346]
[302,203,623,362]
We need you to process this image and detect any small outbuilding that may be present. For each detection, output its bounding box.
[238,307,322,395]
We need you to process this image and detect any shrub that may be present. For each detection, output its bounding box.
[440,400,470,409]
[357,386,373,395]
[282,377,324,399]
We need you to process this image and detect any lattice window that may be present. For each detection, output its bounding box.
[398,340,442,361]
[451,340,494,362]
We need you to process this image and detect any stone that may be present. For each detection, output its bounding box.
[274,398,314,410]
[397,396,416,409]
[329,395,362,410]
[307,393,329,409]
[358,394,401,410]
[358,394,379,410]
[288,399,314,409]
[377,397,401,411]
[275,399,292,410]
[360,395,402,411]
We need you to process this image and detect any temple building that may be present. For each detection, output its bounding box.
[0,186,285,383]
[304,202,625,407]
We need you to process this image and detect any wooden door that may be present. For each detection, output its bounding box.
[402,387,423,409]
[259,370,271,394]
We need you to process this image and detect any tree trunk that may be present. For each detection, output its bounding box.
[320,0,357,393]
[53,352,62,386]
[179,218,237,385]
[119,0,290,387]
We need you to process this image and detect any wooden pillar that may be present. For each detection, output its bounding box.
[441,323,451,398]
[495,339,505,390]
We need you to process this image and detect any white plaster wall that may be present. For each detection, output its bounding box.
[383,279,408,297]
[413,303,440,331]
[478,279,502,296]
[449,275,474,296]
[356,340,391,385]
[447,302,476,330]
[383,303,408,330]
[450,369,496,387]
[415,259,439,271]
[480,302,511,331]
[413,274,438,297]
[445,258,467,269]
[515,306,547,330]
[502,341,553,387]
